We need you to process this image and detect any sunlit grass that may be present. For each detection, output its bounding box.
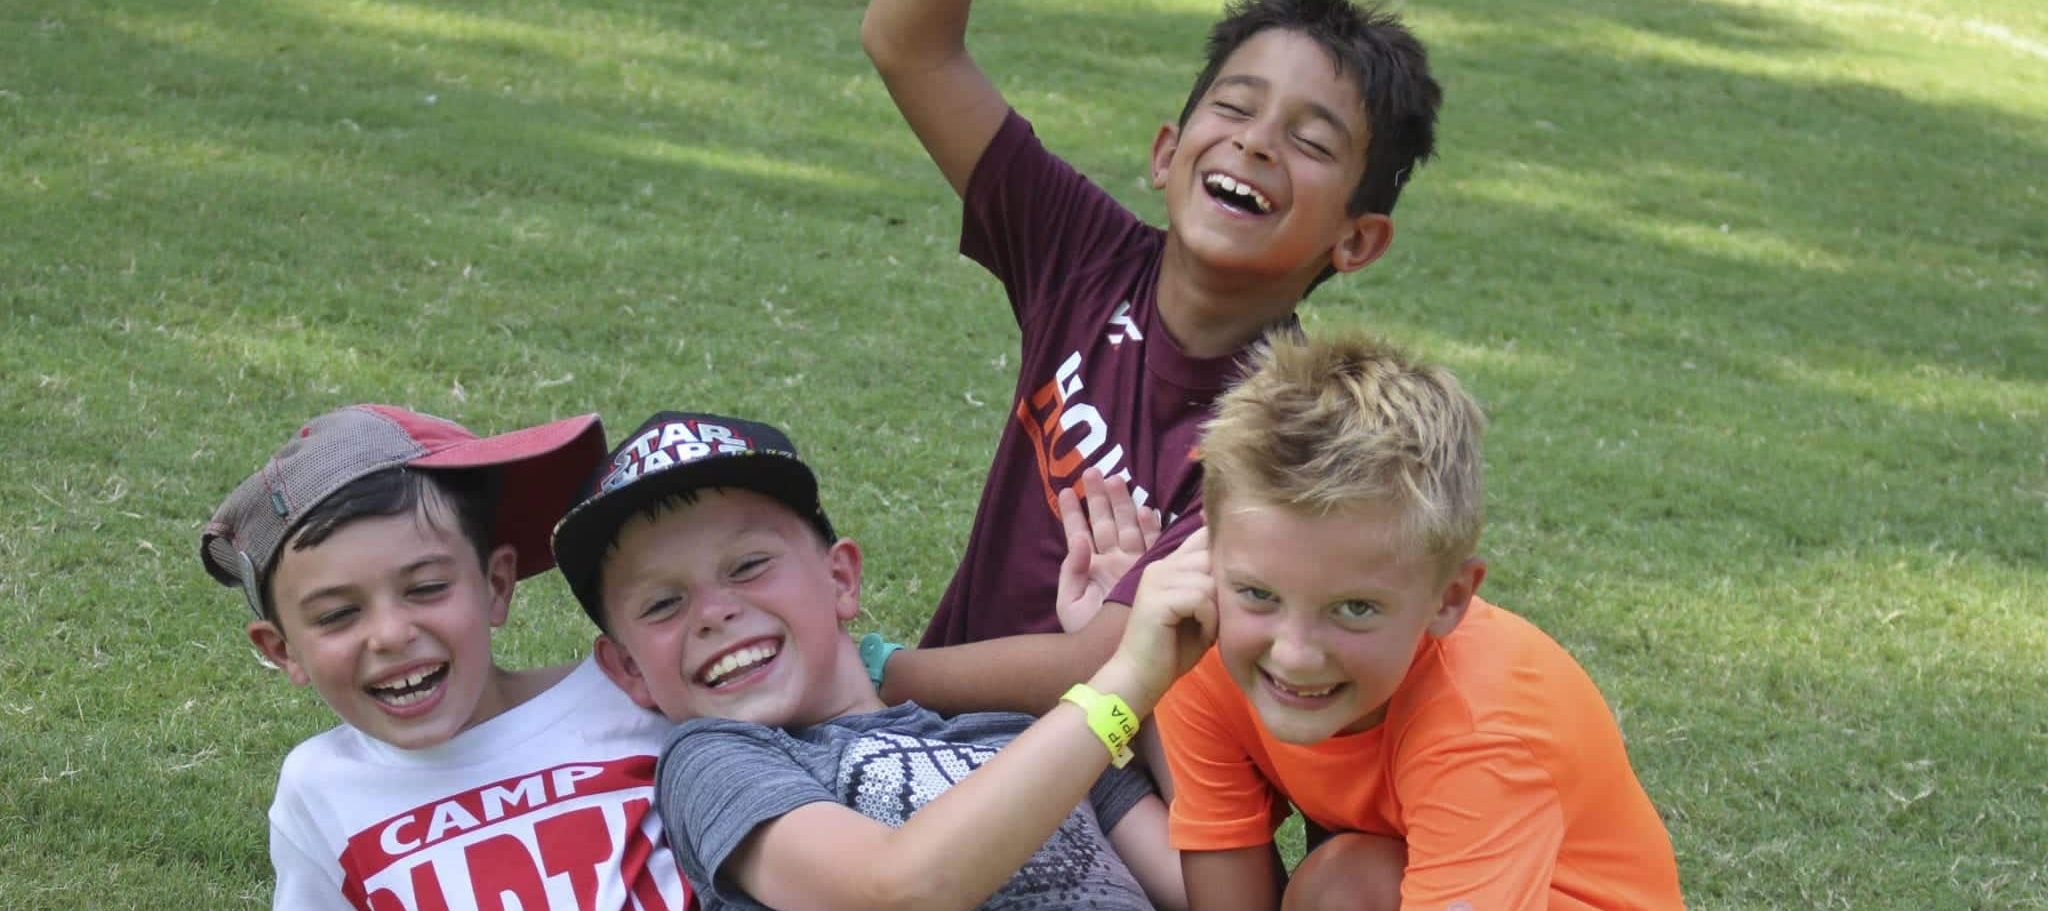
[1,0,2042,907]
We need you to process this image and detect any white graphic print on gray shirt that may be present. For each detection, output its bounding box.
[657,702,1155,911]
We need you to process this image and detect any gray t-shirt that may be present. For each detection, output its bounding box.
[656,702,1155,911]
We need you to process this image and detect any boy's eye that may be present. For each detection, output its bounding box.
[1234,586,1278,609]
[1334,600,1381,621]
[640,596,682,620]
[312,605,358,628]
[1295,133,1333,158]
[1213,100,1250,117]
[732,555,771,580]
[407,581,450,599]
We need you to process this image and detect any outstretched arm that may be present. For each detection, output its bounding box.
[878,609,1127,714]
[730,533,1218,911]
[878,471,1160,715]
[861,0,1011,196]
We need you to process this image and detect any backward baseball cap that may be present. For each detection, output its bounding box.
[200,404,606,619]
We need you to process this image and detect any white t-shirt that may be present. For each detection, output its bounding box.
[266,656,692,911]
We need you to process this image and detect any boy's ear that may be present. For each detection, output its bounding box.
[247,620,309,686]
[1426,557,1486,638]
[1327,212,1394,275]
[484,544,519,627]
[828,538,864,624]
[1149,123,1181,190]
[593,634,660,712]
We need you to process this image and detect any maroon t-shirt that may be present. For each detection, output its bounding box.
[919,112,1242,648]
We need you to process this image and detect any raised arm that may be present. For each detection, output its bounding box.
[730,532,1217,911]
[861,0,1011,196]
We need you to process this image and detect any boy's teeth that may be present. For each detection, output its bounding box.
[703,644,780,687]
[382,687,434,706]
[368,663,446,705]
[1276,678,1337,697]
[372,665,442,693]
[1204,173,1272,213]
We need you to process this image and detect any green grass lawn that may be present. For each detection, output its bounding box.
[2,0,2042,907]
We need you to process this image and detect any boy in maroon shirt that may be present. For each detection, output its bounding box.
[863,0,1443,714]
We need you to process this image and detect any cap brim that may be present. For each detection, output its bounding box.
[552,452,823,616]
[415,413,607,579]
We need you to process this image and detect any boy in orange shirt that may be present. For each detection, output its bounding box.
[1155,333,1685,910]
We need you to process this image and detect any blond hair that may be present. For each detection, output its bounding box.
[1201,330,1485,577]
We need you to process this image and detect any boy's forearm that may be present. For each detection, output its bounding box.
[860,0,1008,197]
[1108,796,1189,911]
[869,660,1163,911]
[880,602,1128,715]
[1183,845,1286,911]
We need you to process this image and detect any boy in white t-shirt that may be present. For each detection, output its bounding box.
[199,404,694,911]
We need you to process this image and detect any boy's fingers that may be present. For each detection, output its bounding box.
[1158,527,1210,573]
[1081,469,1118,548]
[1137,505,1163,548]
[1060,530,1091,579]
[1056,530,1097,632]
[1187,607,1216,662]
[1057,485,1089,544]
[1102,473,1148,553]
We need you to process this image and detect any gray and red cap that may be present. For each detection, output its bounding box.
[200,404,607,619]
[551,411,834,626]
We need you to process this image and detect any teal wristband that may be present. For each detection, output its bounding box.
[859,632,905,688]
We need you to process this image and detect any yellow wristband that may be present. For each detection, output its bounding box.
[1061,683,1139,768]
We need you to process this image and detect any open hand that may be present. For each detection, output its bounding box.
[1054,469,1163,633]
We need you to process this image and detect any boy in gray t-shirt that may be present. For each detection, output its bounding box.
[667,706,1152,911]
[550,412,1205,911]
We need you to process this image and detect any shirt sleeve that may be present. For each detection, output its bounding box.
[657,720,837,906]
[267,820,352,911]
[1156,654,1279,851]
[1393,733,1565,911]
[1086,760,1158,834]
[960,110,1152,330]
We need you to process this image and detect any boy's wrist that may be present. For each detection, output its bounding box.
[1060,683,1139,768]
[859,632,905,689]
[1085,657,1160,717]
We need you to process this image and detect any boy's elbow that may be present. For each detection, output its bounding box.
[858,5,909,72]
[858,6,888,64]
[858,3,963,78]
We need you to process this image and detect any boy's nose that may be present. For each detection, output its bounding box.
[1265,621,1324,673]
[1232,117,1281,162]
[692,595,743,636]
[363,602,418,652]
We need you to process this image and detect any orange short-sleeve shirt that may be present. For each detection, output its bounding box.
[1158,598,1684,911]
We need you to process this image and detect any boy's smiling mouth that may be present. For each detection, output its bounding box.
[366,662,448,709]
[697,638,783,689]
[1203,171,1274,215]
[1260,668,1343,703]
